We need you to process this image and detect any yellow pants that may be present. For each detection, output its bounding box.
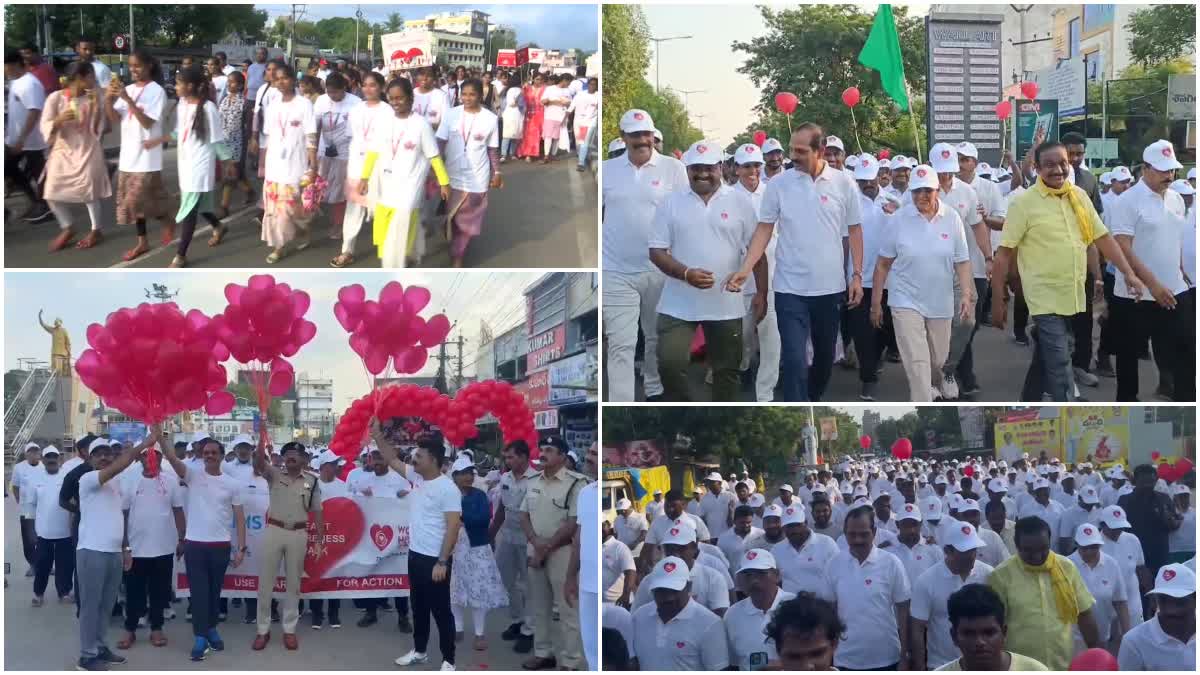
[372,206,420,267]
[527,545,583,668]
[257,525,307,634]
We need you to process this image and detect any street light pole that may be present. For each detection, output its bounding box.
[648,35,693,92]
[674,88,706,110]
[354,6,362,66]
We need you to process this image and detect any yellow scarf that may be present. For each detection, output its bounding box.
[1035,177,1093,244]
[1020,552,1080,625]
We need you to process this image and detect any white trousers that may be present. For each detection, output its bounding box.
[579,590,598,672]
[740,295,781,402]
[603,270,664,400]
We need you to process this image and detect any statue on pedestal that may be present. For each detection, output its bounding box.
[38,310,72,376]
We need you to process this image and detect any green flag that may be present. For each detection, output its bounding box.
[859,4,910,111]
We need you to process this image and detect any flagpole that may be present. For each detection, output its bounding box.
[904,78,921,162]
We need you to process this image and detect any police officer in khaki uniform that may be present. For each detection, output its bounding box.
[251,441,325,651]
[488,439,539,652]
[519,436,587,670]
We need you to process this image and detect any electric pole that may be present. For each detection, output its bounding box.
[455,334,465,391]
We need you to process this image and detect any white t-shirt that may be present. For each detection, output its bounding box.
[650,185,758,321]
[942,177,986,279]
[89,59,113,88]
[646,512,712,545]
[413,88,449,130]
[222,459,255,484]
[771,531,840,595]
[254,83,282,146]
[318,477,350,501]
[699,490,736,539]
[856,193,893,289]
[880,201,970,318]
[603,603,636,660]
[1170,507,1195,553]
[724,589,797,670]
[735,179,776,297]
[818,547,912,670]
[1109,181,1189,300]
[12,461,47,517]
[222,64,236,76]
[264,95,317,185]
[631,599,729,670]
[890,539,944,586]
[759,164,863,296]
[542,85,570,123]
[577,481,599,594]
[114,81,168,171]
[174,99,224,193]
[911,561,994,668]
[632,561,730,613]
[1017,499,1065,544]
[1068,550,1126,644]
[5,72,48,150]
[436,106,499,194]
[972,174,1007,273]
[347,100,393,178]
[373,113,439,208]
[603,536,636,601]
[77,471,126,553]
[1182,216,1196,287]
[1101,530,1145,622]
[615,512,649,549]
[314,92,361,158]
[603,151,691,274]
[1117,615,1197,671]
[408,474,462,558]
[123,474,185,558]
[567,90,598,127]
[29,471,70,539]
[350,469,412,499]
[717,526,765,573]
[181,468,244,543]
[211,75,229,106]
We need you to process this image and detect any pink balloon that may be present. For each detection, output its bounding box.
[421,314,451,347]
[75,350,102,377]
[365,345,389,375]
[397,347,428,374]
[338,283,366,306]
[247,274,276,291]
[334,302,357,332]
[205,391,236,415]
[349,332,370,358]
[380,281,406,309]
[223,283,244,305]
[211,342,230,361]
[268,369,294,396]
[291,290,311,319]
[86,324,106,350]
[293,319,317,346]
[403,286,432,313]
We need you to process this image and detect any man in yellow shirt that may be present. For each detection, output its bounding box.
[988,516,1102,670]
[990,141,1142,401]
[934,583,1049,671]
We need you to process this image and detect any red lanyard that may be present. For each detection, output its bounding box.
[181,102,197,144]
[389,119,407,161]
[277,106,290,140]
[460,111,477,151]
[361,106,378,144]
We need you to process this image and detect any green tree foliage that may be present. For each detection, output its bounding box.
[728,5,928,156]
[1126,5,1196,67]
[626,79,703,155]
[1089,59,1195,166]
[226,381,284,426]
[601,4,651,146]
[4,4,268,51]
[313,17,362,55]
[383,12,405,34]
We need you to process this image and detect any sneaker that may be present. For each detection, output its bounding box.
[440,662,456,671]
[939,375,960,401]
[25,566,34,577]
[1073,367,1099,387]
[243,614,254,624]
[311,618,322,630]
[185,609,192,621]
[394,650,429,667]
[76,657,107,671]
[886,348,901,363]
[24,204,53,222]
[859,381,878,401]
[97,648,126,666]
[397,615,413,633]
[931,386,942,401]
[501,623,523,641]
[1155,384,1174,401]
[330,619,342,629]
[1094,357,1116,378]
[206,629,224,651]
[190,637,211,662]
[217,612,227,622]
[1014,335,1030,347]
[232,598,242,608]
[842,345,858,369]
[32,596,43,607]
[164,608,176,620]
[960,382,983,397]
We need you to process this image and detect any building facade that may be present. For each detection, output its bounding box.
[404,10,490,38]
[297,374,335,442]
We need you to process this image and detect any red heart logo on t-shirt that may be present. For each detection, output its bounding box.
[474,133,485,141]
[303,497,364,580]
[820,195,829,204]
[941,233,950,240]
[290,120,300,127]
[676,641,686,649]
[404,141,416,150]
[720,212,729,220]
[663,562,677,574]
[670,527,680,536]
[786,508,795,515]
[916,555,922,560]
[1102,579,1109,585]
[651,180,661,187]
[370,523,394,551]
[865,578,873,586]
[1164,569,1177,581]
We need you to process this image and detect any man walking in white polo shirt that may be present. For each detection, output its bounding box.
[910,522,994,670]
[724,549,795,670]
[731,143,782,401]
[630,556,730,670]
[602,109,688,402]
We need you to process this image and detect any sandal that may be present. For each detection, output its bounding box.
[160,225,175,246]
[208,225,227,247]
[168,256,187,268]
[122,244,149,262]
[149,631,167,647]
[329,253,354,268]
[266,251,283,264]
[473,636,488,651]
[49,231,74,252]
[117,632,135,650]
[75,230,102,249]
[296,237,311,252]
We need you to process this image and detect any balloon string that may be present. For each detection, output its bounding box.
[849,106,863,155]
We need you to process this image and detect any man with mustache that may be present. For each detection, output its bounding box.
[991,141,1143,401]
[649,139,762,402]
[602,109,688,402]
[761,138,784,182]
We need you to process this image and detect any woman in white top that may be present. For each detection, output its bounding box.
[259,64,318,264]
[332,72,392,268]
[871,164,974,402]
[567,77,599,171]
[436,79,501,268]
[499,71,525,162]
[539,74,571,163]
[1068,523,1132,654]
[313,72,361,241]
[357,77,449,268]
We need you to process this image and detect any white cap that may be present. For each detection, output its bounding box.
[956,141,979,159]
[486,470,501,482]
[1189,167,1197,180]
[450,455,475,473]
[1148,564,1196,598]
[317,449,345,466]
[879,158,892,169]
[653,128,663,142]
[870,487,891,503]
[987,479,1008,493]
[781,504,806,526]
[779,484,794,493]
[749,493,766,508]
[930,143,959,173]
[661,521,698,546]
[897,502,922,522]
[1075,523,1104,547]
[947,494,965,512]
[825,135,845,152]
[909,164,939,190]
[1144,139,1184,172]
[945,522,987,552]
[958,498,981,514]
[23,442,39,452]
[811,484,827,494]
[762,138,783,155]
[846,154,861,169]
[893,154,908,166]
[647,556,691,591]
[1101,506,1132,529]
[734,143,764,166]
[1156,478,1171,495]
[1037,464,1050,475]
[1171,179,1196,196]
[738,548,777,572]
[608,138,626,153]
[763,504,783,520]
[977,161,993,177]
[855,153,880,180]
[934,475,949,485]
[1110,166,1133,182]
[922,496,943,519]
[705,472,723,482]
[1107,467,1128,480]
[1100,172,1113,185]
[853,484,869,498]
[231,435,254,448]
[1034,478,1051,491]
[653,488,663,496]
[619,109,655,134]
[616,498,632,511]
[89,438,113,452]
[1080,486,1101,505]
[41,445,61,457]
[1171,483,1192,497]
[1024,472,1037,484]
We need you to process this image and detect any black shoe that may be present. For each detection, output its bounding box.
[96,648,126,666]
[501,623,523,641]
[243,613,255,624]
[886,349,901,363]
[397,615,413,633]
[24,204,53,222]
[645,394,664,403]
[960,382,982,397]
[357,614,378,628]
[76,657,107,671]
[111,603,124,617]
[232,598,243,608]
[859,382,878,401]
[1094,357,1116,378]
[513,634,534,654]
[271,610,280,623]
[1014,336,1030,346]
[1155,384,1174,401]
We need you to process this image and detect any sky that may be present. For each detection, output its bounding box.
[642,3,931,143]
[257,3,598,51]
[834,405,917,424]
[5,271,540,411]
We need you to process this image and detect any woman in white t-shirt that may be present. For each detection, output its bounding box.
[332,72,392,268]
[313,73,361,241]
[260,64,318,264]
[539,74,572,163]
[498,71,525,161]
[357,77,449,269]
[566,77,599,170]
[436,79,500,268]
[102,49,176,262]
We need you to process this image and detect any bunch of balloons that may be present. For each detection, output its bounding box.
[891,437,913,460]
[455,380,539,452]
[75,302,232,424]
[1157,456,1194,482]
[333,282,452,376]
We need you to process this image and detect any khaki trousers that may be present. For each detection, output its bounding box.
[527,545,582,668]
[891,307,951,402]
[257,525,307,634]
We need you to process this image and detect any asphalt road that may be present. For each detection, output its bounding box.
[2,499,534,671]
[4,101,596,270]
[606,304,1162,403]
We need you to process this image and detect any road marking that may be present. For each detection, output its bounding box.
[109,203,259,268]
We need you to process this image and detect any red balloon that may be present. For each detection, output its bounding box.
[859,435,872,450]
[752,130,767,147]
[878,149,891,160]
[891,438,913,460]
[1069,648,1117,671]
[841,86,861,108]
[205,391,236,415]
[1176,457,1194,475]
[1158,462,1174,480]
[422,315,452,347]
[1152,451,1162,461]
[1020,81,1039,100]
[774,92,798,115]
[994,100,1013,120]
[963,465,975,478]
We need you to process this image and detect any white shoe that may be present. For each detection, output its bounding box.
[439,662,456,671]
[394,651,429,667]
[940,375,959,400]
[930,386,941,401]
[1073,366,1099,387]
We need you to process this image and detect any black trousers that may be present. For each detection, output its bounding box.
[4,147,46,205]
[124,554,174,632]
[182,542,230,636]
[33,536,74,598]
[1098,270,1117,357]
[1110,293,1195,401]
[362,596,409,618]
[1012,280,1029,340]
[1071,272,1096,370]
[308,598,341,624]
[19,517,37,566]
[848,288,894,384]
[410,551,455,665]
[176,208,221,257]
[955,278,989,388]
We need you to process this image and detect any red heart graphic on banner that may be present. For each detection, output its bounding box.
[304,497,364,579]
[370,523,394,551]
[663,562,677,573]
[1164,569,1177,581]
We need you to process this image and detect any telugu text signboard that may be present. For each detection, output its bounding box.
[496,49,517,68]
[925,14,1004,166]
[1032,57,1087,122]
[1168,73,1196,121]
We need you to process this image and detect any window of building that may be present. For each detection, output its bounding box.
[1067,17,1080,59]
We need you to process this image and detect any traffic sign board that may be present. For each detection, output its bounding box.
[113,34,127,51]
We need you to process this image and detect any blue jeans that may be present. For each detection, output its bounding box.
[501,138,516,158]
[577,125,595,168]
[775,291,842,401]
[1022,314,1075,401]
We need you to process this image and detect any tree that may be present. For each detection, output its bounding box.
[625,79,703,155]
[1089,59,1195,166]
[1126,5,1196,67]
[728,4,928,156]
[384,12,405,34]
[3,4,267,51]
[226,382,284,426]
[601,4,652,146]
[314,17,360,54]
